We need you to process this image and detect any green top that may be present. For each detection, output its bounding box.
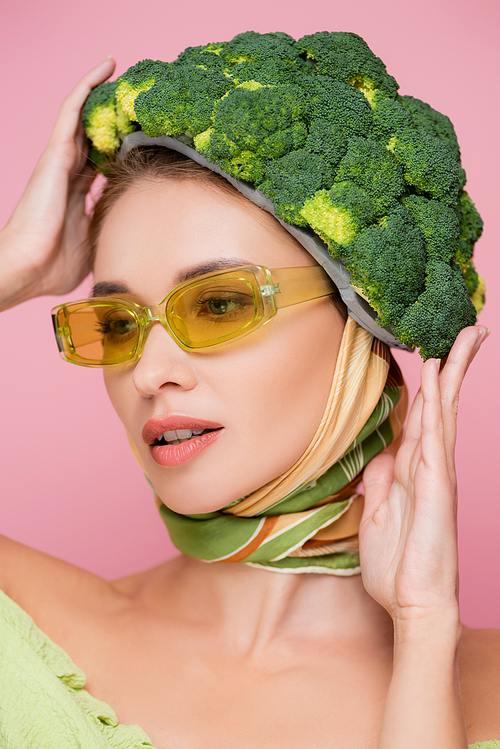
[0,589,497,748]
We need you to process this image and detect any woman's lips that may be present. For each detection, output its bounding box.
[142,415,223,445]
[150,428,223,467]
[142,415,224,467]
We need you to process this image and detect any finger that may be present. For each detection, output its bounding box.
[400,384,423,445]
[420,357,448,477]
[438,326,489,478]
[362,451,395,520]
[50,57,116,145]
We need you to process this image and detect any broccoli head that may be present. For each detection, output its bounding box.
[299,182,376,247]
[304,79,373,168]
[259,150,334,224]
[455,190,484,269]
[296,31,399,103]
[83,30,485,359]
[343,204,427,328]
[402,195,459,262]
[195,84,308,182]
[393,261,477,359]
[387,129,461,204]
[115,60,167,120]
[334,137,405,215]
[400,95,461,163]
[82,81,135,160]
[132,61,232,138]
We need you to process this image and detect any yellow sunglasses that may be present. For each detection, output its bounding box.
[51,264,336,367]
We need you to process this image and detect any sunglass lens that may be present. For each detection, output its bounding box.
[169,277,258,348]
[57,303,139,364]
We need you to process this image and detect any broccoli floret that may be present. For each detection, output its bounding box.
[82,81,135,156]
[195,84,308,182]
[133,61,232,138]
[217,31,315,87]
[387,129,460,204]
[343,204,427,328]
[371,94,414,142]
[463,260,479,296]
[259,150,334,225]
[115,60,167,119]
[400,95,466,189]
[393,261,477,359]
[223,30,303,65]
[402,195,459,262]
[335,137,405,215]
[455,190,484,269]
[400,95,461,163]
[299,182,376,247]
[470,274,486,314]
[175,41,228,62]
[296,31,399,103]
[303,79,373,168]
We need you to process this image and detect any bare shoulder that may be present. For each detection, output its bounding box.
[0,533,113,622]
[459,625,500,741]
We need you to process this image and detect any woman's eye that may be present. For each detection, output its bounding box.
[206,298,241,315]
[97,315,136,338]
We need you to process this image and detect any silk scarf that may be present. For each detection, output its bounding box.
[131,318,408,575]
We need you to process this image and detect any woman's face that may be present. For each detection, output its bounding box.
[94,178,344,513]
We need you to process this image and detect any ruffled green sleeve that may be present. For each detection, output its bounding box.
[470,743,500,748]
[0,589,154,748]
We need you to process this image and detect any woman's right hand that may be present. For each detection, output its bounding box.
[0,57,116,312]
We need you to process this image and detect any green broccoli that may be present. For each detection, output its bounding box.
[402,195,459,262]
[259,150,334,225]
[470,273,486,314]
[299,182,376,245]
[400,95,461,162]
[115,60,167,119]
[304,79,373,168]
[455,190,484,269]
[393,261,477,359]
[296,31,399,104]
[83,30,485,359]
[132,61,232,138]
[195,84,308,182]
[343,204,427,328]
[334,137,405,215]
[387,129,461,204]
[371,95,414,142]
[82,81,135,160]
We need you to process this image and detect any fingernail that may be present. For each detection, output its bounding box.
[477,326,491,342]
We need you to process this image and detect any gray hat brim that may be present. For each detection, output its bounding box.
[119,132,413,352]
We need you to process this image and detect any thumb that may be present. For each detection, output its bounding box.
[362,452,394,519]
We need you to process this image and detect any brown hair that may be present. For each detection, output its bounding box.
[88,146,347,321]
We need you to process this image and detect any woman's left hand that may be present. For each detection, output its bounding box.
[359,325,489,628]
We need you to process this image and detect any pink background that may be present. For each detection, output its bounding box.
[1,0,498,627]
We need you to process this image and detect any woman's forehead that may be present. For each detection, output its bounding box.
[93,179,314,293]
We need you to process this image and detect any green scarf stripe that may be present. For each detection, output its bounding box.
[243,500,351,563]
[158,504,264,561]
[254,552,361,572]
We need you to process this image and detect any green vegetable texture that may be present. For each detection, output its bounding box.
[83,30,484,359]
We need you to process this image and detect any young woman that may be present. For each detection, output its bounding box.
[0,43,498,749]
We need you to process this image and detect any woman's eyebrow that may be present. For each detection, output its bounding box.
[92,281,130,297]
[175,258,250,284]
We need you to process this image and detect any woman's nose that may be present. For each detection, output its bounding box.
[132,322,198,397]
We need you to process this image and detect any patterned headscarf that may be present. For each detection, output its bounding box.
[131,317,408,575]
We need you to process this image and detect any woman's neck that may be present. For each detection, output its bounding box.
[137,554,394,656]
